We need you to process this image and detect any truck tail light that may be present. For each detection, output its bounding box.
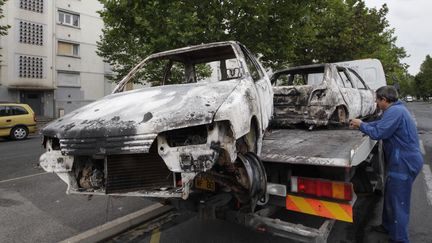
[291,176,353,201]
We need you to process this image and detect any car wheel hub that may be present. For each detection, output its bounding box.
[14,128,27,139]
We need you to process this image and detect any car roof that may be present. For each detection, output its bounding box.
[148,41,239,58]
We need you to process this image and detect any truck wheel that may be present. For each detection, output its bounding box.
[10,126,29,140]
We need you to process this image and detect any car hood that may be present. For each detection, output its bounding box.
[42,81,240,138]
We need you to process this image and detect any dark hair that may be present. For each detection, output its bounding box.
[376,85,398,102]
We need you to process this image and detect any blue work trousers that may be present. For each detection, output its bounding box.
[382,170,420,243]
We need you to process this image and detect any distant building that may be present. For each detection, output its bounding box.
[0,0,114,118]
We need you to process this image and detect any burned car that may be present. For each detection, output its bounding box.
[270,60,382,128]
[39,41,273,203]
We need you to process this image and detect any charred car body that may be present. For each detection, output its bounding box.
[271,60,381,128]
[39,41,273,203]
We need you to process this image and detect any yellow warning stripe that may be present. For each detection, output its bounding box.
[286,195,353,222]
[288,195,316,215]
[150,228,161,243]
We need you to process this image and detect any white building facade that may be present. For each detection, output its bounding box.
[0,0,113,118]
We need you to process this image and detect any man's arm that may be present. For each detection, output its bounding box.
[359,108,401,140]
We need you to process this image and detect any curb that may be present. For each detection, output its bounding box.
[60,203,173,243]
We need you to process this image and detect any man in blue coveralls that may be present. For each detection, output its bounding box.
[350,85,423,243]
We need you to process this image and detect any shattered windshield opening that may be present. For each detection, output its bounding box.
[274,66,325,86]
[127,45,242,88]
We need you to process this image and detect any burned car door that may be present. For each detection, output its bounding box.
[346,69,376,117]
[336,67,362,119]
[240,46,273,133]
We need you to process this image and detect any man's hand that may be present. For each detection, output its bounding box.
[349,119,362,129]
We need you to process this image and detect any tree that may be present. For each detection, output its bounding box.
[97,0,312,80]
[414,55,432,100]
[0,0,10,59]
[97,0,408,85]
[0,0,9,36]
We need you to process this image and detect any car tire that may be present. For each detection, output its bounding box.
[10,126,29,140]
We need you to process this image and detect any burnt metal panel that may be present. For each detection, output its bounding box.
[106,148,173,194]
[60,133,157,155]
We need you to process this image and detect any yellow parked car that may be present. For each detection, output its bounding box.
[0,103,37,140]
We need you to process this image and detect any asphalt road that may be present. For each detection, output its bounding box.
[0,135,154,243]
[1,101,431,243]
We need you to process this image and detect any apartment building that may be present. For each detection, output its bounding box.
[0,0,113,118]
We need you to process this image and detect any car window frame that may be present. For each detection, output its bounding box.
[0,106,11,117]
[240,46,264,82]
[347,68,369,90]
[12,106,29,116]
[337,68,354,88]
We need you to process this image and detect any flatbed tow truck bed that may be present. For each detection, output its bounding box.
[261,128,377,167]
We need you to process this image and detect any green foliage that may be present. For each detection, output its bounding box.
[0,0,10,36]
[97,0,408,88]
[0,0,10,60]
[414,55,432,100]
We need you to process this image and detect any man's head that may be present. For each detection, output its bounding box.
[376,85,398,110]
[376,85,399,110]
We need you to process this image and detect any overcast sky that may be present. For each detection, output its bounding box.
[363,0,432,75]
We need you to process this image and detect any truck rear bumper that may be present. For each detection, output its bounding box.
[286,194,354,222]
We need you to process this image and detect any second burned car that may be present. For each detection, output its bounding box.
[270,59,384,128]
[39,41,273,202]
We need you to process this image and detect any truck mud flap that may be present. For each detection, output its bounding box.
[286,194,353,222]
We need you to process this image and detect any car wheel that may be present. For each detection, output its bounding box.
[336,106,347,124]
[10,126,28,140]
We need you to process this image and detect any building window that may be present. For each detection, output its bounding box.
[18,55,44,79]
[20,0,44,13]
[58,11,80,27]
[58,41,79,57]
[57,71,80,87]
[19,21,43,46]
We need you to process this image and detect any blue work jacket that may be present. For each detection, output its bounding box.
[359,101,423,179]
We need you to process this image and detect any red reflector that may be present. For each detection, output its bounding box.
[298,178,317,195]
[295,177,353,201]
[344,184,353,200]
[317,181,332,198]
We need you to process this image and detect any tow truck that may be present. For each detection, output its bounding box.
[167,126,384,243]
[62,126,384,243]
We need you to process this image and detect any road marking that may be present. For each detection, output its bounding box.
[423,164,432,206]
[419,140,426,155]
[0,172,48,184]
[412,113,418,126]
[150,228,161,243]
